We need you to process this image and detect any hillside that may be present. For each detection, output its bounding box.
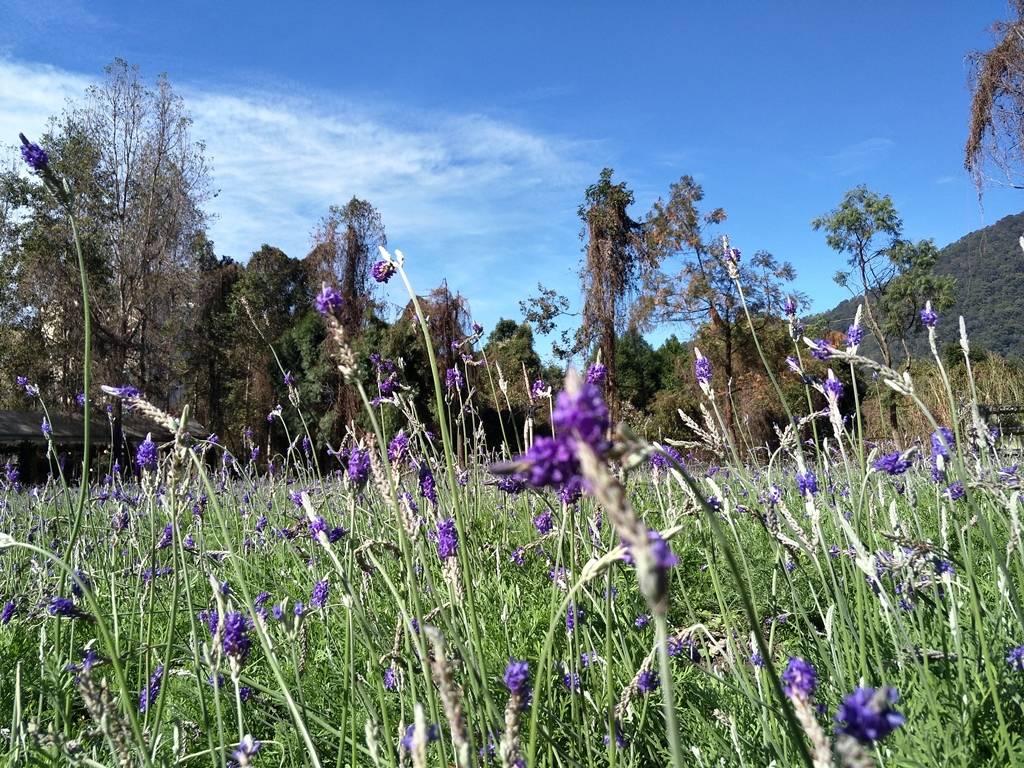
[818,210,1024,359]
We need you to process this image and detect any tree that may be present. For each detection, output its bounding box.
[813,186,955,439]
[637,174,802,433]
[518,283,577,361]
[307,198,387,427]
[576,168,654,411]
[966,1,1024,185]
[4,59,211,463]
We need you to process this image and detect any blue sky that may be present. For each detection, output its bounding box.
[2,1,1021,358]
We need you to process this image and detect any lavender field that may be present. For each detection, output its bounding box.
[3,147,1024,765]
[5,5,1024,766]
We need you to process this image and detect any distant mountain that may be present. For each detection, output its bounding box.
[817,210,1024,359]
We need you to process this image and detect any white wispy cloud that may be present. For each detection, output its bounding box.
[0,56,595,327]
[823,137,895,177]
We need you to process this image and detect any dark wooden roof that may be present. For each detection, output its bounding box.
[0,410,206,445]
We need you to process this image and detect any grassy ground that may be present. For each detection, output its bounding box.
[2,280,1024,768]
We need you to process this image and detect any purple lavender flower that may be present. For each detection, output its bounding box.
[782,656,817,699]
[586,362,607,386]
[347,448,370,485]
[1007,645,1024,671]
[796,470,818,496]
[845,324,863,348]
[1,600,16,624]
[531,379,548,399]
[400,723,440,750]
[520,435,579,490]
[634,614,650,629]
[41,418,52,438]
[503,659,530,695]
[75,391,86,408]
[136,434,157,471]
[19,135,48,172]
[783,295,798,317]
[310,578,329,609]
[510,547,526,566]
[157,523,173,549]
[810,338,832,361]
[637,669,659,693]
[383,665,399,690]
[283,371,296,387]
[497,474,526,494]
[138,665,164,713]
[945,481,965,501]
[221,611,251,663]
[445,366,463,392]
[232,735,261,766]
[387,431,409,464]
[649,444,682,470]
[872,452,912,476]
[532,509,553,535]
[835,686,905,744]
[314,285,344,317]
[435,518,458,560]
[48,596,85,619]
[102,384,140,399]
[931,427,955,459]
[919,302,938,329]
[694,354,712,386]
[419,464,438,504]
[552,380,610,454]
[823,371,844,400]
[372,259,396,283]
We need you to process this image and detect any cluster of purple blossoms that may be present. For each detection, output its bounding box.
[532,509,553,534]
[40,418,52,438]
[503,659,530,696]
[157,523,173,549]
[782,656,817,699]
[136,434,157,471]
[823,372,844,400]
[388,431,410,464]
[314,285,344,317]
[835,686,905,744]
[372,259,396,283]
[20,137,49,171]
[49,596,86,620]
[634,614,650,629]
[945,481,965,501]
[138,665,164,713]
[845,323,864,348]
[445,366,463,392]
[783,295,798,318]
[694,354,712,386]
[636,669,659,693]
[283,370,296,388]
[232,735,262,767]
[1,600,16,625]
[419,464,438,505]
[496,473,526,494]
[649,444,682,470]
[810,338,832,361]
[931,427,955,459]
[530,379,548,399]
[1006,644,1024,672]
[504,377,610,497]
[435,518,458,560]
[310,578,329,609]
[383,665,399,691]
[622,529,679,571]
[872,451,912,476]
[586,362,607,386]
[796,470,818,496]
[400,723,440,751]
[919,302,938,329]
[221,611,252,663]
[347,448,370,486]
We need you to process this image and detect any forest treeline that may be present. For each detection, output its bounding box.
[2,59,1022,464]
